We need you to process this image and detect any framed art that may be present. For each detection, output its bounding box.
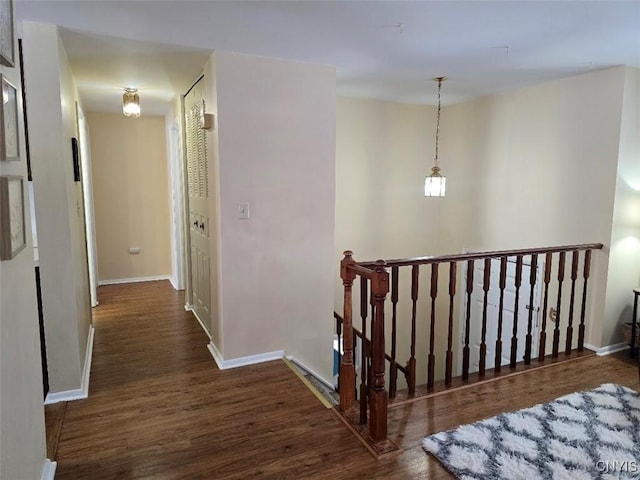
[1,74,19,161]
[0,175,26,260]
[0,0,14,68]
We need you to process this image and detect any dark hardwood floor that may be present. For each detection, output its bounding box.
[48,281,640,479]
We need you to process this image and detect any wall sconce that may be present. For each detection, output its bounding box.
[123,88,140,118]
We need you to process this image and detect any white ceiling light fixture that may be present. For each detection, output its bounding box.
[425,76,447,197]
[122,88,140,117]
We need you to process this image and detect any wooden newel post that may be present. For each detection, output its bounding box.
[369,260,389,443]
[340,251,357,411]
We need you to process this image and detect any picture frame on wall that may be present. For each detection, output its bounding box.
[0,175,26,260]
[1,74,19,161]
[0,0,15,68]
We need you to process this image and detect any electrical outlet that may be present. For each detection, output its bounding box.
[129,247,141,254]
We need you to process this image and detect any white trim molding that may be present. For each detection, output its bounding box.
[41,459,57,480]
[169,276,184,291]
[584,342,629,356]
[98,275,171,286]
[185,304,211,339]
[45,325,95,405]
[207,341,284,370]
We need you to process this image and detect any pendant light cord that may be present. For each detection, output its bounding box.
[434,78,442,167]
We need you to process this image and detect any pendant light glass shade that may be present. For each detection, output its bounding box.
[123,89,140,117]
[424,166,446,197]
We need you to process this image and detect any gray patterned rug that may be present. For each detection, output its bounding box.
[423,383,640,480]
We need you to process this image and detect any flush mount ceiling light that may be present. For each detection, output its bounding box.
[122,88,140,118]
[425,76,447,197]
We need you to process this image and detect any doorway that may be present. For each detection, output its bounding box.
[184,76,212,332]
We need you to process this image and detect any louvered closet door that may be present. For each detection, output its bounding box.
[184,78,211,332]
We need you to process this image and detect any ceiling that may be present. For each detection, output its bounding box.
[15,0,640,115]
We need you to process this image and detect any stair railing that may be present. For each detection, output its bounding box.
[337,243,603,447]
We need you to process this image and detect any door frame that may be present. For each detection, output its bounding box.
[76,103,99,307]
[167,120,186,291]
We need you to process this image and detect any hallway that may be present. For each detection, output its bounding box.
[47,281,640,479]
[48,281,415,479]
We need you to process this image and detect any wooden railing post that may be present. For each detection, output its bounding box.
[427,263,439,387]
[359,276,369,424]
[445,261,457,384]
[339,251,357,411]
[369,260,389,443]
[407,265,418,396]
[565,250,579,354]
[462,260,474,379]
[495,257,507,371]
[577,250,592,351]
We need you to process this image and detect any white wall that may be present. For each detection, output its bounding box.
[209,52,336,380]
[603,67,640,346]
[0,19,48,480]
[22,22,91,393]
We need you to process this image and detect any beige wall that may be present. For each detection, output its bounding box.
[335,98,453,382]
[208,52,336,380]
[88,113,172,282]
[603,67,640,346]
[22,22,92,394]
[334,68,631,386]
[0,22,48,480]
[445,67,626,349]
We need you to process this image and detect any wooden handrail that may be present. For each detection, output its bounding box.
[349,264,374,279]
[337,242,604,450]
[357,243,604,268]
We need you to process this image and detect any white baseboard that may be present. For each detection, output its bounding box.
[98,275,171,286]
[584,342,629,356]
[285,355,334,391]
[41,459,56,480]
[45,325,95,405]
[185,304,211,339]
[207,341,284,370]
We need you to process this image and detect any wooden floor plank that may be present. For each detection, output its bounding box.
[50,281,640,479]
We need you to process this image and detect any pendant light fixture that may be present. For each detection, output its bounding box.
[122,88,141,118]
[424,76,447,197]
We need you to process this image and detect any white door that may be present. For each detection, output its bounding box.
[184,79,211,331]
[465,257,541,372]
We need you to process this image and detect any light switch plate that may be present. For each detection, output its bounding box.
[238,202,250,220]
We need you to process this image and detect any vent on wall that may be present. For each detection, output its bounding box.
[186,102,208,199]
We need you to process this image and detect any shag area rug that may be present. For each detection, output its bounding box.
[423,383,640,480]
